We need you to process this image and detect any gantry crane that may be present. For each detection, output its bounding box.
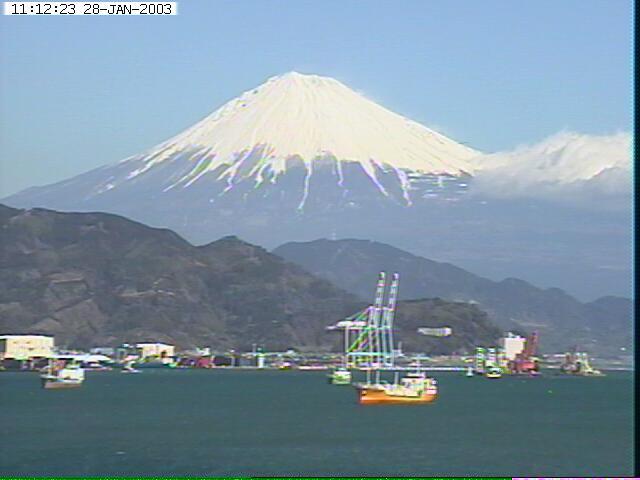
[327,272,399,369]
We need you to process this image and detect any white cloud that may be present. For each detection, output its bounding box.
[469,131,632,208]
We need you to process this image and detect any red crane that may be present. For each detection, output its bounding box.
[509,331,540,374]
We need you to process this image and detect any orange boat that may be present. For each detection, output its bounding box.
[355,374,437,405]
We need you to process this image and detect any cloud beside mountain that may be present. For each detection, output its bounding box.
[470,131,632,209]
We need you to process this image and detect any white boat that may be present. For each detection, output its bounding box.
[328,367,352,385]
[121,362,141,374]
[41,360,84,389]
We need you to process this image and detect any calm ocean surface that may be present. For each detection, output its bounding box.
[0,369,634,477]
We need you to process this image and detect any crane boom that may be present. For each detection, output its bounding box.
[329,272,400,369]
[368,272,386,366]
[380,273,399,367]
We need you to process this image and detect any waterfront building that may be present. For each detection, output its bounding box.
[0,335,54,360]
[417,327,452,337]
[499,332,526,360]
[180,347,210,358]
[135,342,175,359]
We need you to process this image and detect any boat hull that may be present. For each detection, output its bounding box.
[329,377,351,385]
[562,371,605,377]
[134,363,175,369]
[40,365,85,389]
[356,385,437,405]
[41,379,82,389]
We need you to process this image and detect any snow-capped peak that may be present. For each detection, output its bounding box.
[470,131,631,205]
[125,71,480,189]
[474,131,631,182]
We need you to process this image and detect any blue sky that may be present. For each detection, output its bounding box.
[0,0,632,197]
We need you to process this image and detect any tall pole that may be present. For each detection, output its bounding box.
[382,273,399,367]
[344,324,349,368]
[380,305,387,367]
[369,272,386,368]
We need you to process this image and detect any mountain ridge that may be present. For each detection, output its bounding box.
[0,204,502,353]
[273,238,632,355]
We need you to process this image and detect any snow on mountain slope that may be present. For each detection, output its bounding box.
[471,131,631,204]
[118,72,479,198]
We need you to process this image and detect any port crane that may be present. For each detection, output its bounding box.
[327,272,399,369]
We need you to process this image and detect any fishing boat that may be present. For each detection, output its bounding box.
[328,367,352,385]
[485,366,502,379]
[560,351,604,376]
[40,360,84,389]
[355,372,437,405]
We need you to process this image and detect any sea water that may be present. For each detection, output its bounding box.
[0,369,633,476]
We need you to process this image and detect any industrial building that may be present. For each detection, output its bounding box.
[135,342,175,359]
[0,335,55,360]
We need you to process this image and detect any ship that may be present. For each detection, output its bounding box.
[560,351,604,376]
[485,366,502,379]
[40,360,84,389]
[355,373,437,405]
[328,367,352,385]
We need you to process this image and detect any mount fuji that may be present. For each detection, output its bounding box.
[3,72,631,300]
[7,72,479,211]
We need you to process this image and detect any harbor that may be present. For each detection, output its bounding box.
[0,272,631,476]
[0,273,628,380]
[0,275,633,477]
